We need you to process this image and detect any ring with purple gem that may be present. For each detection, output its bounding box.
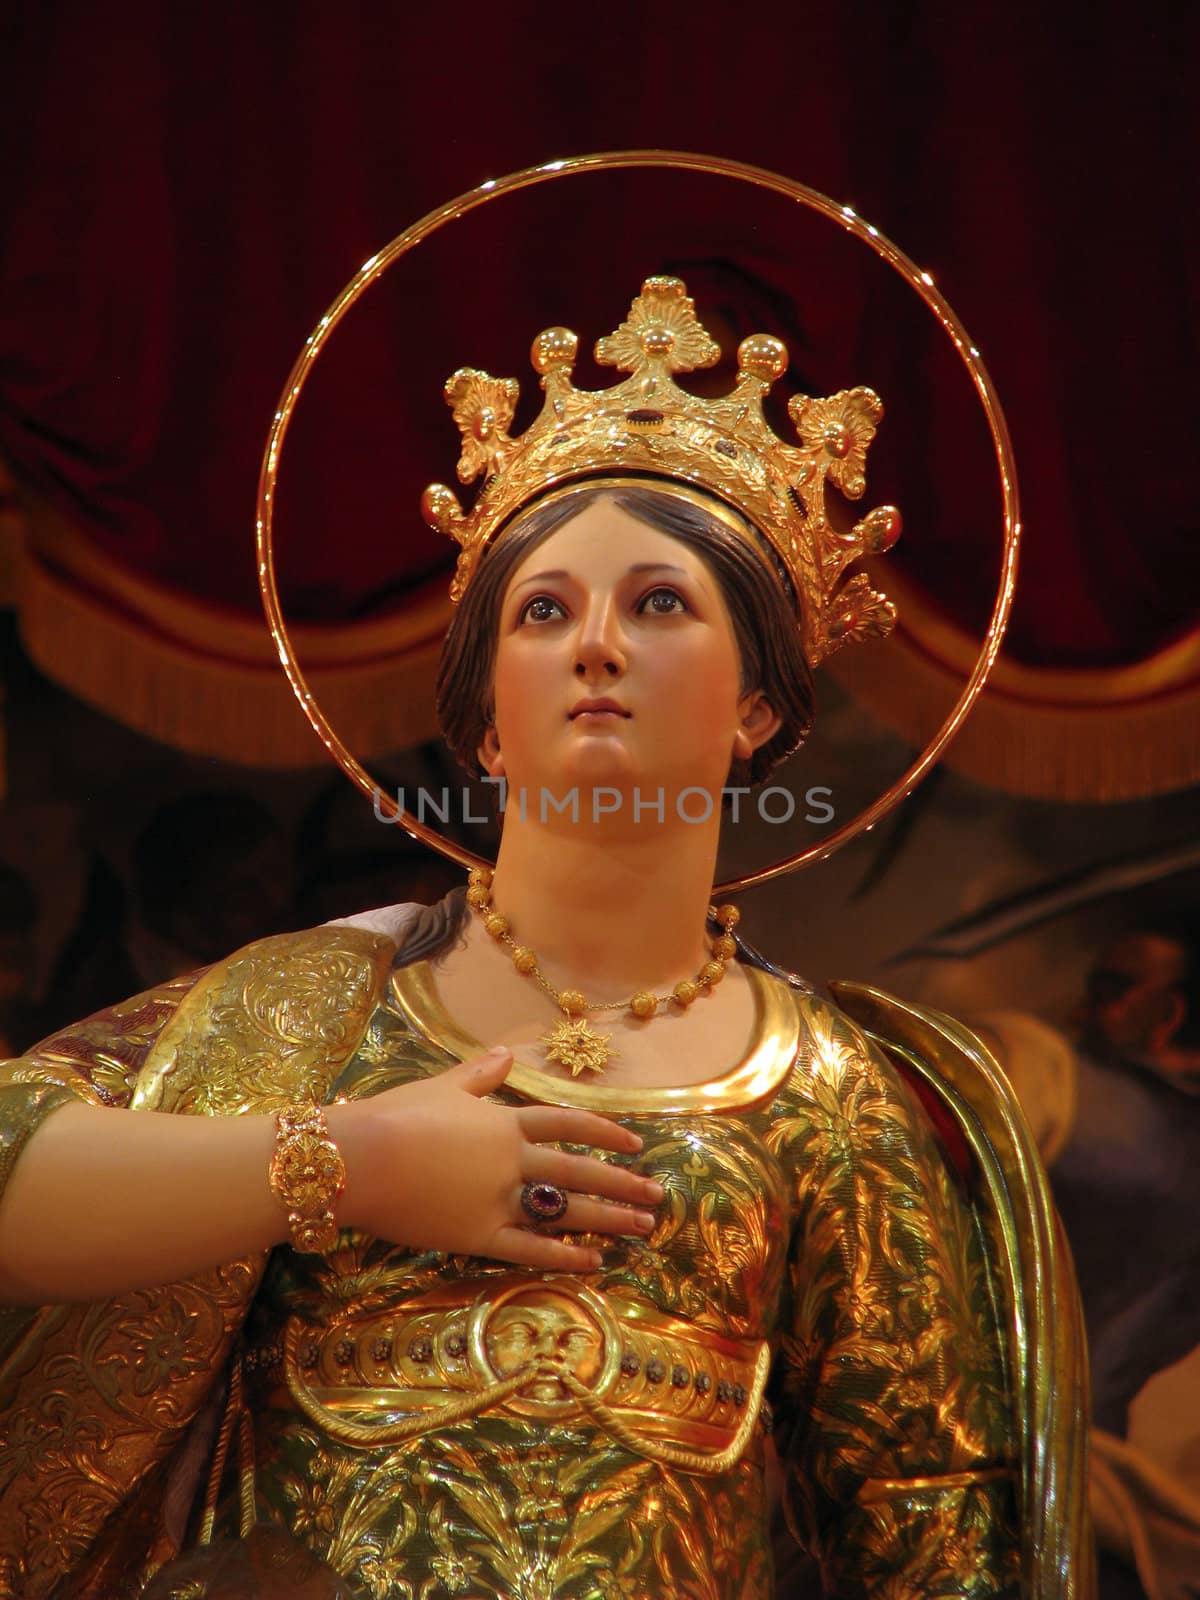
[520,1181,569,1224]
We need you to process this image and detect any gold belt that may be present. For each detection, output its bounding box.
[252,1275,771,1476]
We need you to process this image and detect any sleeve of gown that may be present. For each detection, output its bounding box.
[768,995,1022,1599]
[0,975,199,1326]
[0,1079,79,1197]
[0,927,391,1596]
[0,969,259,1596]
[0,974,199,1166]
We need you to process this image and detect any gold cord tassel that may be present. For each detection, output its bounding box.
[199,1353,245,1546]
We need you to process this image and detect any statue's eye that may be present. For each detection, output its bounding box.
[520,595,566,624]
[638,587,686,615]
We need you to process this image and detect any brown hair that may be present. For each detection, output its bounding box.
[435,481,815,787]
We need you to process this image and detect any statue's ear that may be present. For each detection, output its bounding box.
[732,690,781,760]
[477,724,505,778]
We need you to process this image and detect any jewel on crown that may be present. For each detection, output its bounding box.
[421,276,901,665]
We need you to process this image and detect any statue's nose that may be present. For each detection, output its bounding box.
[531,1326,559,1361]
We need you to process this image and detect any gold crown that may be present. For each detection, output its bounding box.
[421,276,901,665]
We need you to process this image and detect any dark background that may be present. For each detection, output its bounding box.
[0,9,1198,1592]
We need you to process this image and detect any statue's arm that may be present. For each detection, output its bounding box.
[0,971,278,1596]
[0,1097,292,1304]
[0,924,657,1305]
[0,961,320,1304]
[771,995,1021,1598]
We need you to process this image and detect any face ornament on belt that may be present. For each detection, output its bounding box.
[277,1274,773,1474]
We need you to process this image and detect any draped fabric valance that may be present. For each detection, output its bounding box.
[1,2,1196,794]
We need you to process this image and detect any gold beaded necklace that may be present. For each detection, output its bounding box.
[466,867,739,1077]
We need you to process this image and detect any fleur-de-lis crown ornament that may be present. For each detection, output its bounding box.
[422,277,901,664]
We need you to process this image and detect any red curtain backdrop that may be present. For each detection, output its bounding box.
[1,1,1197,792]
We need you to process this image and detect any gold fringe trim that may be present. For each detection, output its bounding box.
[17,550,445,767]
[32,507,453,666]
[11,488,1197,794]
[829,569,1200,801]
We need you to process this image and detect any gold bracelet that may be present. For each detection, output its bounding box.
[268,1103,346,1253]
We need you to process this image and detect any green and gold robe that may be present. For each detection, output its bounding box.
[0,913,1022,1598]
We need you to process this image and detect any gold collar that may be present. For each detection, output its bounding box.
[389,959,800,1115]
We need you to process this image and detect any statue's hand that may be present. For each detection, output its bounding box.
[330,1047,662,1269]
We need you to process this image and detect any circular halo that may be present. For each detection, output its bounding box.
[256,150,1020,894]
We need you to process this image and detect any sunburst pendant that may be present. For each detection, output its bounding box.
[541,1016,616,1077]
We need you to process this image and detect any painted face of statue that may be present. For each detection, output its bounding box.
[478,497,778,815]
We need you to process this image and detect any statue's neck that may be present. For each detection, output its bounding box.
[485,813,721,997]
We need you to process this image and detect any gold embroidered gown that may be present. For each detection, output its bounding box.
[0,919,1020,1599]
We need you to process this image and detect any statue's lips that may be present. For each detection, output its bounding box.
[568,700,630,720]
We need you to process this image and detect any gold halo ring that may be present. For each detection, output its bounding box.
[256,151,1020,894]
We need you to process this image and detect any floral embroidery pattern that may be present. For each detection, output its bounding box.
[241,989,1019,1596]
[0,937,1021,1596]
